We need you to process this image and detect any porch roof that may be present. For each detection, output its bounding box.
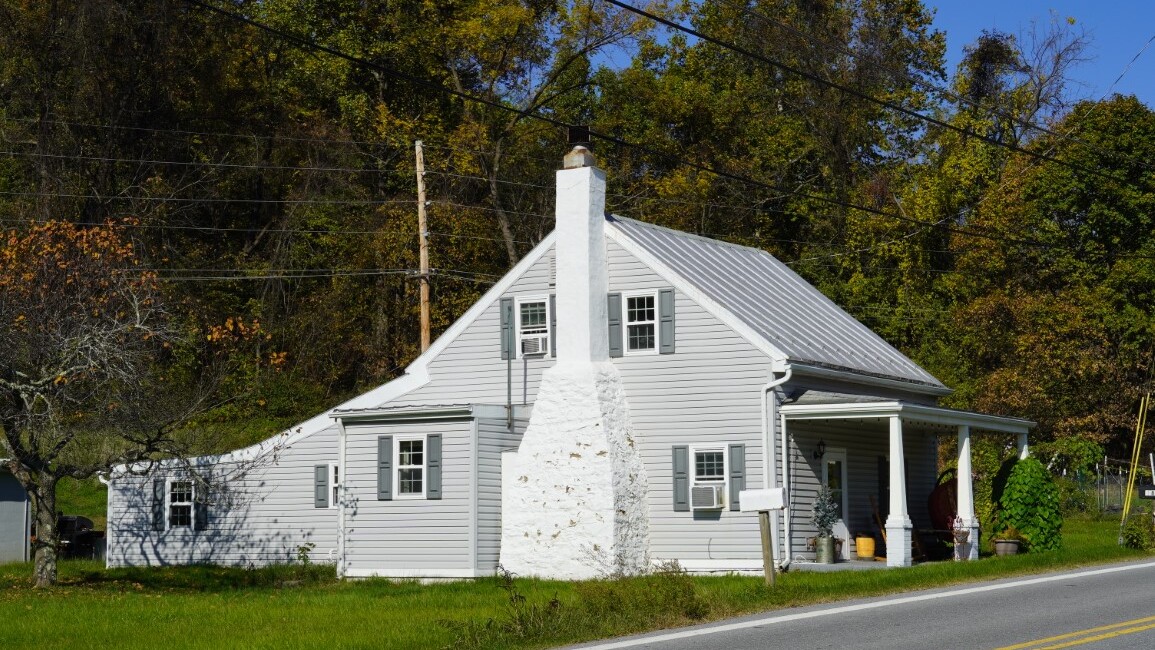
[780,399,1034,435]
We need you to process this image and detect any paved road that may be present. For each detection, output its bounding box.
[565,560,1155,649]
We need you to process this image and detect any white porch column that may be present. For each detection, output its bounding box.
[1017,432,1030,460]
[886,416,913,567]
[956,425,979,560]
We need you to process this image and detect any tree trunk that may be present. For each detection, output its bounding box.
[30,476,59,588]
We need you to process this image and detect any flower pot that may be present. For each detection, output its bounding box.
[993,539,1021,556]
[855,535,876,559]
[815,535,836,564]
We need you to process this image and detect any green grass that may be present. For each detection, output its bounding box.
[1,518,1150,650]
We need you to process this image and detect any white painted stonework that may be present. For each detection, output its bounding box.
[499,149,650,579]
[499,361,650,579]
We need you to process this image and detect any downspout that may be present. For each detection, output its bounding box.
[761,362,792,569]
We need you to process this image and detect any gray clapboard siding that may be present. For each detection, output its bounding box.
[396,249,556,407]
[476,417,526,571]
[342,419,474,573]
[106,424,341,568]
[605,240,771,562]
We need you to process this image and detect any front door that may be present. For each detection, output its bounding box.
[822,449,850,559]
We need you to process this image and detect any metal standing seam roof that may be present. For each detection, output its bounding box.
[607,215,945,389]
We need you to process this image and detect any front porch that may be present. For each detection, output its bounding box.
[779,393,1034,568]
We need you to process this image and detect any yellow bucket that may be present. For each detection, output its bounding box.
[855,536,876,559]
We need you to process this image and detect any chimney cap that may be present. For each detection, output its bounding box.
[564,145,596,169]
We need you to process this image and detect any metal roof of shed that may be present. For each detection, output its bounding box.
[608,216,944,389]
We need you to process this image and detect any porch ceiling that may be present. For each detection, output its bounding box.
[780,400,1034,435]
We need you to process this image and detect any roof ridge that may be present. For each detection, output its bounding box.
[607,214,775,257]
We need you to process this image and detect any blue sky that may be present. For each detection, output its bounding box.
[929,1,1155,107]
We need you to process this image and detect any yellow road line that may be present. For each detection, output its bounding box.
[1038,622,1155,649]
[996,615,1155,650]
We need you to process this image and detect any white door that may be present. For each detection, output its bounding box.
[822,449,850,559]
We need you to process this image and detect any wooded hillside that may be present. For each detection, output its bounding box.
[2,0,1152,469]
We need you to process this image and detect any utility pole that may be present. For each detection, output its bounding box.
[416,140,430,352]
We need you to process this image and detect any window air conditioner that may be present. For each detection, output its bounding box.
[520,332,549,356]
[690,484,724,510]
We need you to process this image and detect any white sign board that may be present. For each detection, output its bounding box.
[739,488,786,512]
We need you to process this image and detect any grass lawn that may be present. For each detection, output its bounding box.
[1,517,1149,650]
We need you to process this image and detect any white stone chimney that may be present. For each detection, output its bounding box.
[499,145,650,579]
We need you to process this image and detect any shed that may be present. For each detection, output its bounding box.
[0,463,31,563]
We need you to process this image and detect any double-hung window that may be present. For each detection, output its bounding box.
[516,296,550,357]
[168,480,194,528]
[624,292,657,354]
[396,436,426,498]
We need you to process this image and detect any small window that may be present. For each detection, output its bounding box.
[689,447,727,510]
[330,464,340,509]
[395,436,426,498]
[625,293,657,354]
[169,480,193,528]
[516,297,550,357]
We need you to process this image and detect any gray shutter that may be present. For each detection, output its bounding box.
[152,480,166,531]
[194,488,209,531]
[729,444,746,511]
[659,288,675,354]
[378,436,393,500]
[607,292,623,358]
[500,297,514,360]
[427,434,442,500]
[549,294,557,358]
[672,446,690,512]
[314,464,329,508]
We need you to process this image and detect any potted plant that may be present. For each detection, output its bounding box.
[812,487,840,563]
[992,526,1025,556]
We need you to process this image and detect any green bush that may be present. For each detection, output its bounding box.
[1122,511,1155,552]
[995,457,1063,551]
[1055,476,1098,517]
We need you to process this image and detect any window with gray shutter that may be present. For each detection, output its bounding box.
[314,464,329,508]
[607,292,623,358]
[427,434,443,500]
[500,297,514,360]
[728,444,745,511]
[378,436,393,500]
[152,479,165,531]
[659,288,675,354]
[672,445,689,511]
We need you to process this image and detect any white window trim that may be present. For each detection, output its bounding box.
[329,463,340,510]
[166,478,194,531]
[622,290,659,356]
[514,295,551,359]
[689,445,728,510]
[393,434,428,500]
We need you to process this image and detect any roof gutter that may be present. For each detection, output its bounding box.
[788,363,953,397]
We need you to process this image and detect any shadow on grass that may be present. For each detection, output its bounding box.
[0,559,337,592]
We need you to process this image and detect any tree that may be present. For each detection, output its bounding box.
[0,220,198,587]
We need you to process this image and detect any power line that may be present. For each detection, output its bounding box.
[0,148,414,176]
[0,189,412,206]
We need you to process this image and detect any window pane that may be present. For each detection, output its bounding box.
[170,504,192,527]
[399,468,424,494]
[170,481,192,503]
[627,324,655,351]
[399,440,424,466]
[695,451,724,481]
[627,296,654,323]
[520,301,546,329]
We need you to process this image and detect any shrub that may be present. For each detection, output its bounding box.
[1055,476,1098,517]
[995,457,1063,551]
[1122,510,1155,552]
[811,487,839,538]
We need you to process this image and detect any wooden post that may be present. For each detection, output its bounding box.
[415,140,431,352]
[759,510,775,586]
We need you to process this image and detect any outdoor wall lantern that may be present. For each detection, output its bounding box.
[813,439,826,460]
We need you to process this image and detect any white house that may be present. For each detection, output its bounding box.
[105,147,1032,577]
